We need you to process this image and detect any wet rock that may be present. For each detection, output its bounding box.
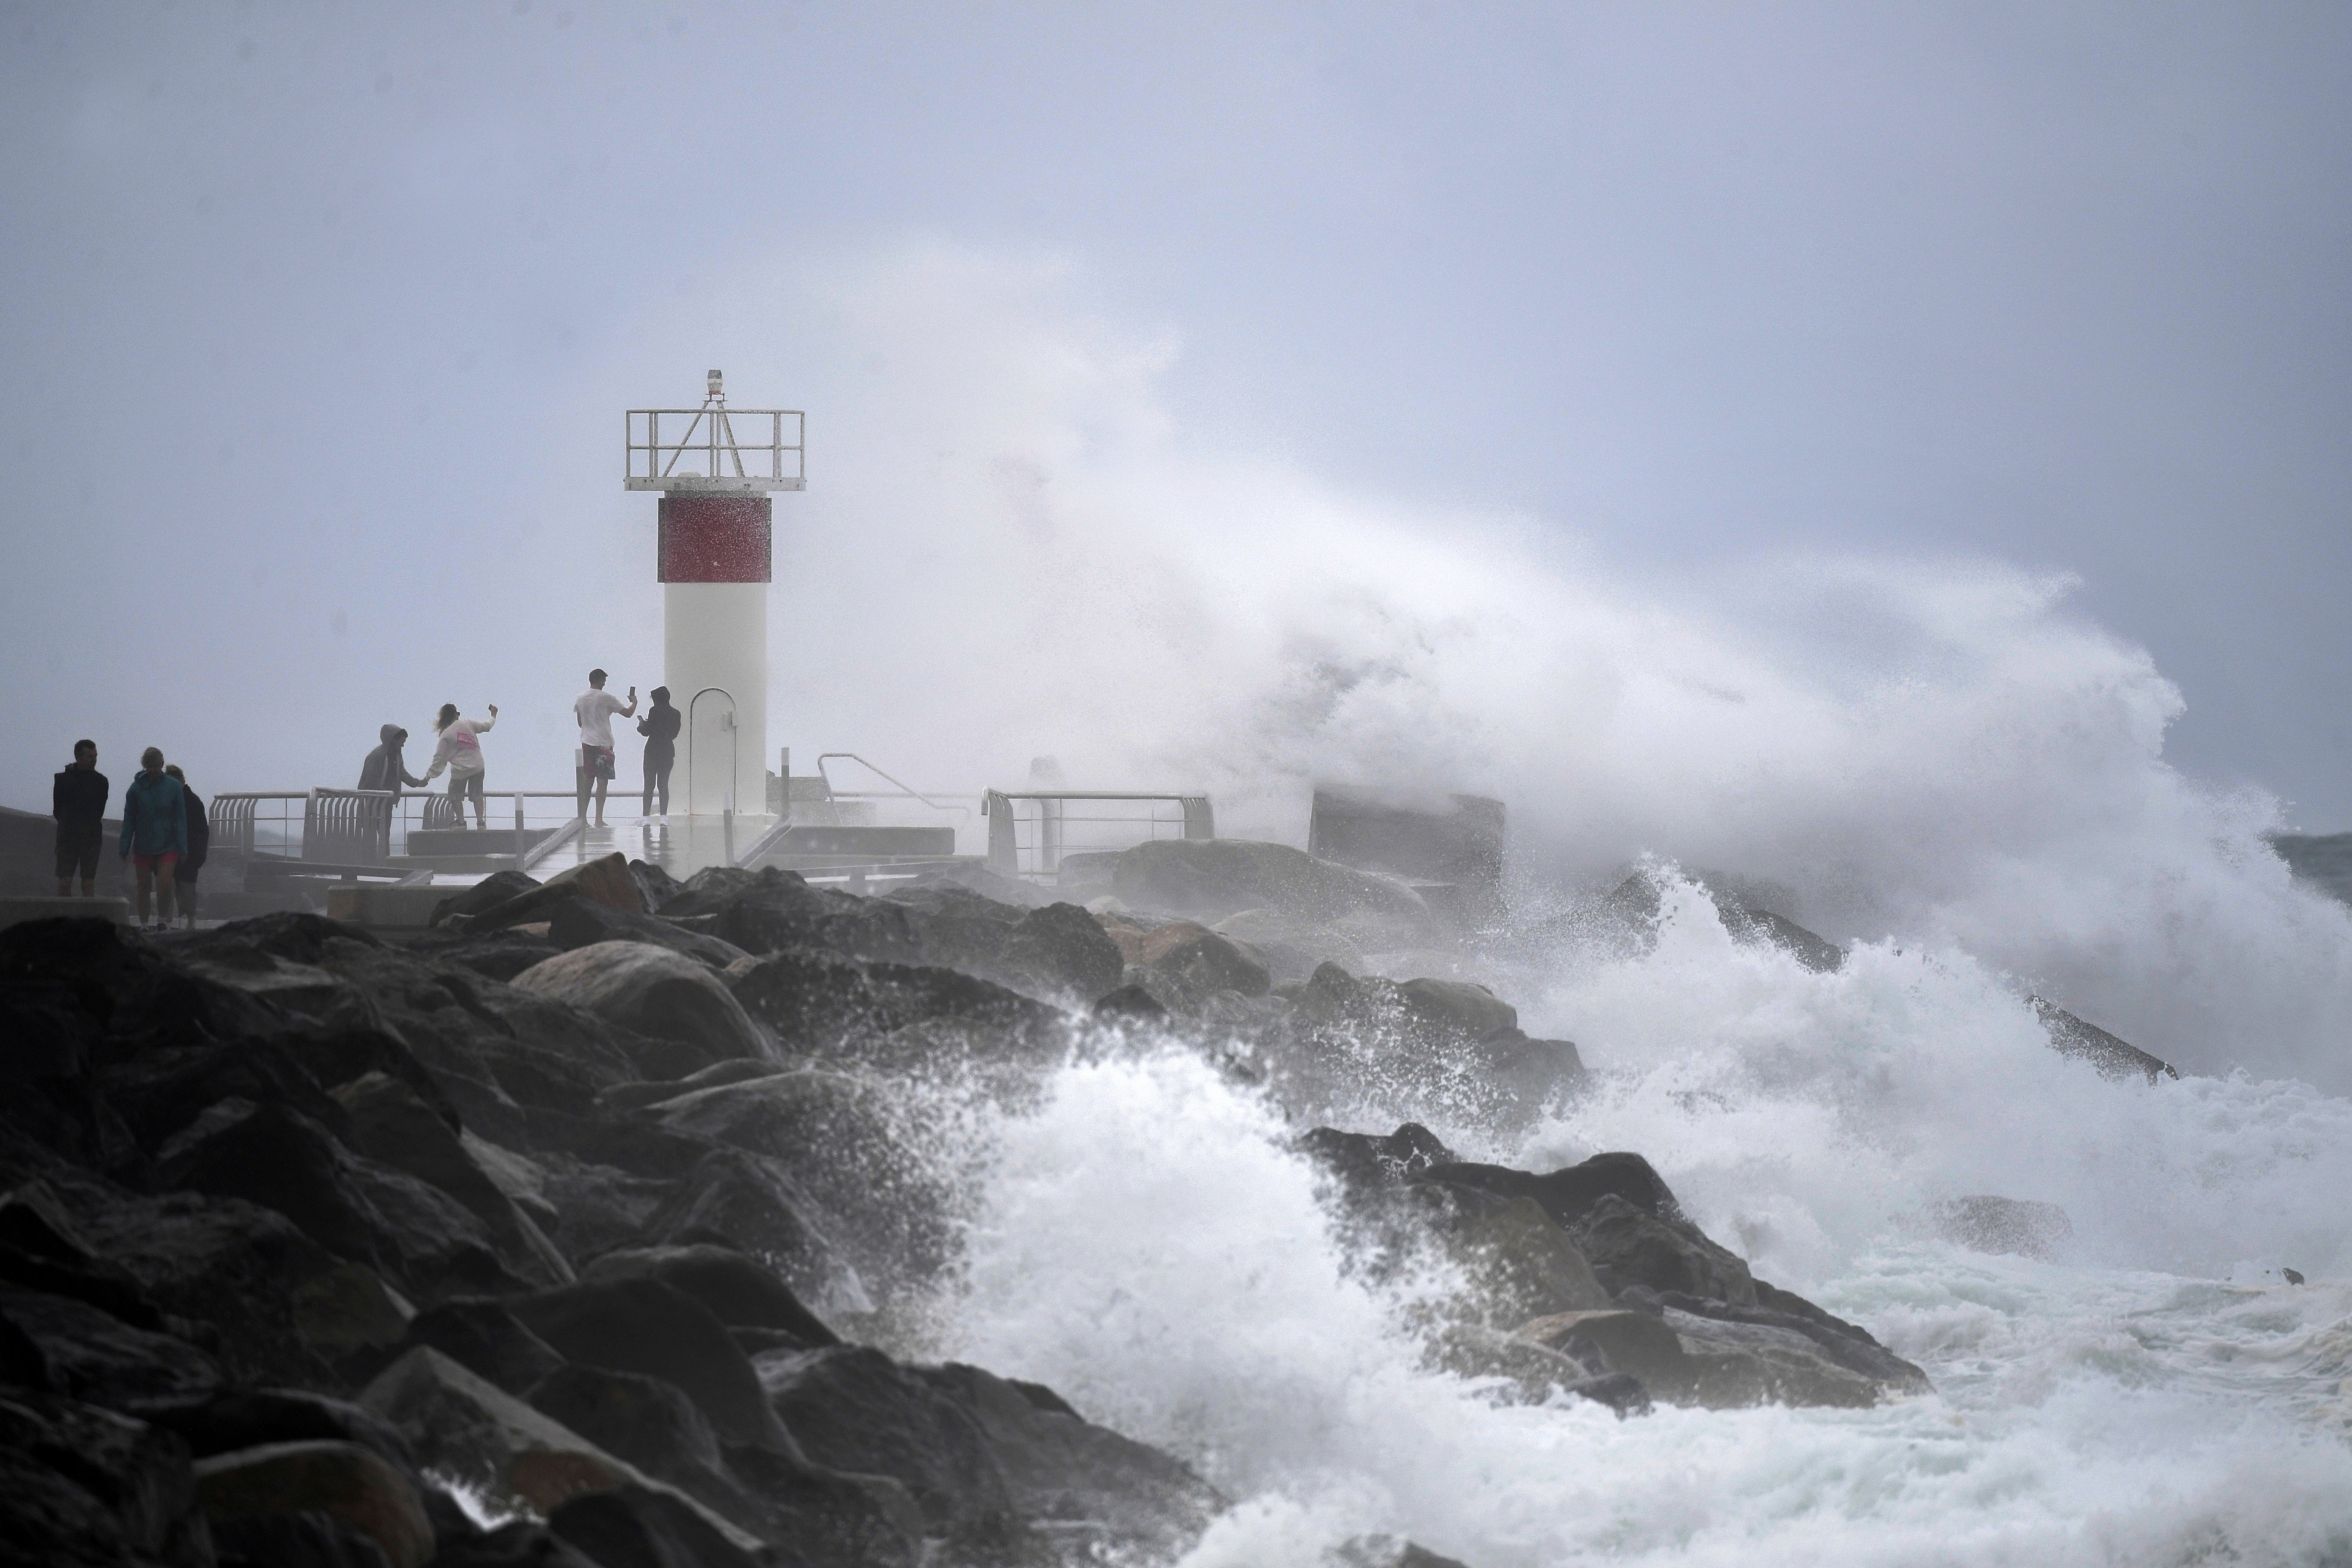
[546,1484,765,1568]
[996,901,1126,1001]
[726,947,1061,1064]
[1926,1195,2075,1259]
[52,1181,344,1387]
[1278,964,1583,1127]
[158,1100,525,1302]
[210,1508,395,1568]
[915,1361,1225,1558]
[453,855,647,936]
[628,858,685,915]
[429,873,542,931]
[1517,1309,1694,1396]
[146,1388,420,1480]
[1429,1192,1614,1325]
[424,1520,603,1568]
[1109,921,1272,998]
[1090,983,1169,1025]
[1418,1150,1683,1233]
[525,1364,754,1530]
[634,1149,861,1316]
[512,942,771,1078]
[650,1071,953,1291]
[1297,1123,1457,1200]
[1109,839,1435,939]
[755,1344,1019,1535]
[545,900,752,974]
[2030,999,2179,1083]
[1635,1289,1930,1396]
[0,1388,213,1568]
[580,1246,838,1349]
[309,941,644,1131]
[290,1262,414,1366]
[403,929,565,985]
[665,866,920,963]
[1658,1308,1888,1409]
[1330,1534,1476,1568]
[600,1059,787,1112]
[0,1284,223,1409]
[504,1278,794,1452]
[106,1033,357,1159]
[192,1439,435,1568]
[386,1298,567,1397]
[332,1074,573,1290]
[1567,1193,1758,1307]
[358,1345,761,1547]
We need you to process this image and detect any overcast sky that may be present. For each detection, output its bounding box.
[4,1,2349,829]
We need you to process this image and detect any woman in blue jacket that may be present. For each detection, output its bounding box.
[119,746,187,928]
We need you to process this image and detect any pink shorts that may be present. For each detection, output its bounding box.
[133,851,178,873]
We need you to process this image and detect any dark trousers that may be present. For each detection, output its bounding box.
[644,751,674,815]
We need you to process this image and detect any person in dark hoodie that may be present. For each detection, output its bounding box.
[53,738,109,896]
[163,763,208,930]
[359,724,427,796]
[118,746,187,928]
[637,685,682,821]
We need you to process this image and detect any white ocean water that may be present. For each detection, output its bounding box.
[729,252,2352,1563]
[934,882,2352,1567]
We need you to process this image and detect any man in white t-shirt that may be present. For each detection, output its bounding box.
[573,668,637,827]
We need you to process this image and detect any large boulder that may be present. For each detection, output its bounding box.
[754,1345,1020,1536]
[358,1346,762,1549]
[503,1278,793,1452]
[2030,999,2179,1084]
[331,1073,573,1290]
[449,855,646,936]
[650,1073,953,1291]
[191,1439,435,1568]
[157,1100,526,1303]
[386,1299,567,1396]
[1105,921,1271,999]
[545,900,752,974]
[580,1246,838,1350]
[663,867,920,964]
[0,1283,224,1409]
[1110,839,1435,940]
[633,1150,866,1318]
[511,943,771,1078]
[306,940,645,1138]
[545,1484,767,1568]
[403,929,565,985]
[1566,1194,1757,1307]
[1272,964,1584,1130]
[725,948,1062,1067]
[1927,1195,2075,1259]
[995,902,1126,1001]
[41,1179,347,1387]
[916,1361,1224,1561]
[0,1388,214,1568]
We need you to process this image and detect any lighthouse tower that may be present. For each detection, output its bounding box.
[626,372,804,818]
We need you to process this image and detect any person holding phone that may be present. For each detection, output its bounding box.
[572,668,637,829]
[424,702,498,829]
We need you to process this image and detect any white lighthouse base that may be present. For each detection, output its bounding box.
[664,581,768,818]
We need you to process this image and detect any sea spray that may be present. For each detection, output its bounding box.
[935,885,2352,1566]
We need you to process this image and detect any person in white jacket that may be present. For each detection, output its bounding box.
[424,702,498,829]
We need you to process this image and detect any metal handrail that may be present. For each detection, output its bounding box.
[980,790,1214,877]
[815,754,972,821]
[625,407,805,492]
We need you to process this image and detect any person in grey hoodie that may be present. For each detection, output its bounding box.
[359,724,427,796]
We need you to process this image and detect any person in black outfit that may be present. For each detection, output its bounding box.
[638,686,682,819]
[359,724,427,796]
[53,739,109,896]
[164,763,208,930]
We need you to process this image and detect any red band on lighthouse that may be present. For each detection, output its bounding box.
[658,495,772,583]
